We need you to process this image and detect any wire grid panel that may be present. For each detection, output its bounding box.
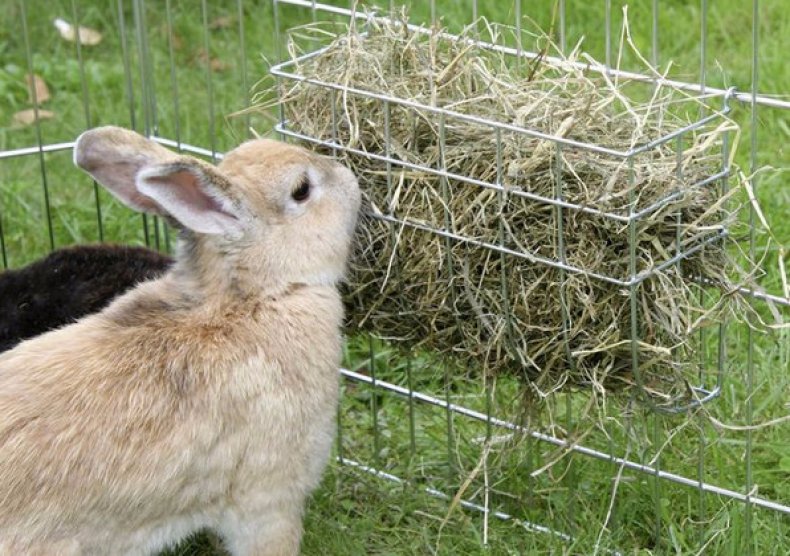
[271,5,738,415]
[273,1,789,553]
[0,0,788,554]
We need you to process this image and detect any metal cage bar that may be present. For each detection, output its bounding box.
[339,368,790,515]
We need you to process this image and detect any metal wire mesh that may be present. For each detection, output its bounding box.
[1,1,788,553]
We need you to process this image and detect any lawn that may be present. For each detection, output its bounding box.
[1,1,788,555]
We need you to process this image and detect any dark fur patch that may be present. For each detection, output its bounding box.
[0,245,173,353]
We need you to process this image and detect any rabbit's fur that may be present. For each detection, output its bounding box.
[0,245,172,354]
[0,127,361,555]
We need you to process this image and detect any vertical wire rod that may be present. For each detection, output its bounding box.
[134,0,155,135]
[483,377,492,546]
[495,130,517,368]
[70,0,103,242]
[143,0,160,254]
[605,0,612,70]
[406,355,416,457]
[117,0,137,129]
[554,142,578,535]
[627,157,643,404]
[559,0,566,53]
[310,0,317,51]
[700,0,708,92]
[0,150,6,266]
[650,0,659,68]
[132,0,151,246]
[0,214,6,269]
[273,0,283,62]
[201,0,218,161]
[19,0,55,252]
[438,109,457,486]
[651,0,659,67]
[165,0,182,149]
[336,343,349,463]
[555,143,575,378]
[238,0,251,133]
[715,100,730,397]
[437,100,457,490]
[444,361,455,485]
[696,411,707,546]
[368,338,381,469]
[651,416,662,546]
[384,100,394,227]
[0,180,6,267]
[515,0,522,72]
[272,0,286,136]
[745,1,759,553]
[162,0,181,253]
[329,88,338,156]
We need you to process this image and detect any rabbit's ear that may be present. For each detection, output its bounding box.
[74,126,242,236]
[73,126,176,215]
[136,159,243,236]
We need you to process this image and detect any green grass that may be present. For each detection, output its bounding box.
[1,1,789,555]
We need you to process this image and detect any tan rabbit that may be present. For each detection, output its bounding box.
[0,126,361,555]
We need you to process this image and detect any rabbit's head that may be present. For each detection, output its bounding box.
[74,126,361,290]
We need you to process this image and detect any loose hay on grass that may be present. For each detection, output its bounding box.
[259,12,745,406]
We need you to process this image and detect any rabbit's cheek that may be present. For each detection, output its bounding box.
[283,202,309,219]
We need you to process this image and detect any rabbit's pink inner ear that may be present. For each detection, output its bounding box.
[136,164,243,237]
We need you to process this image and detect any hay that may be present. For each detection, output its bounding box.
[262,13,742,405]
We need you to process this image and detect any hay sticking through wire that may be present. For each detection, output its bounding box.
[262,13,742,406]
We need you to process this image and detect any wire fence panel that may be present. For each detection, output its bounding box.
[1,1,788,554]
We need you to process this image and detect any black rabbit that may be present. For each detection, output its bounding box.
[0,244,172,353]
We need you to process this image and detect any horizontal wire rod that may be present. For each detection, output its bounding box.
[5,137,786,308]
[275,0,790,111]
[339,368,790,516]
[271,50,727,159]
[339,458,579,545]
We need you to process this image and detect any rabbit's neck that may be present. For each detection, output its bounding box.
[170,232,338,303]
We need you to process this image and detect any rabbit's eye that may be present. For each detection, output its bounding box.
[291,177,311,202]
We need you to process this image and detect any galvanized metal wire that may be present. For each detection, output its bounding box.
[270,2,789,548]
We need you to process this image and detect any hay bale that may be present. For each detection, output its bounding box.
[264,13,739,405]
